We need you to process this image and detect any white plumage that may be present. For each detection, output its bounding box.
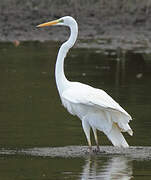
[37,16,133,152]
[62,82,133,148]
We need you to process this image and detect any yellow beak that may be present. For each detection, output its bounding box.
[37,20,59,28]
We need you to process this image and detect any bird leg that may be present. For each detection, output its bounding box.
[92,128,100,153]
[82,120,92,153]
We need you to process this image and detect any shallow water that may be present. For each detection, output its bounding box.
[0,41,151,179]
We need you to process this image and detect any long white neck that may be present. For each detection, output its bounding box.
[55,21,78,96]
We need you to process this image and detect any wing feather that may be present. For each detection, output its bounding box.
[62,82,132,120]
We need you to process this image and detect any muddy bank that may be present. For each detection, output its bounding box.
[1,0,151,50]
[1,146,151,160]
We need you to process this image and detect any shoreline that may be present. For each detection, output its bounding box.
[0,146,151,160]
[1,1,151,51]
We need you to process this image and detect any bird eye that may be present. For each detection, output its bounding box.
[59,19,64,23]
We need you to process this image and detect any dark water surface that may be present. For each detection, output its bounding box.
[0,42,151,179]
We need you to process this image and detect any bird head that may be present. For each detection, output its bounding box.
[37,16,76,28]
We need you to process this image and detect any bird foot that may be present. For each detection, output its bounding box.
[86,146,105,155]
[93,148,101,154]
[86,146,101,155]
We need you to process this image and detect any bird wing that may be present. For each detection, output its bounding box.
[62,82,132,120]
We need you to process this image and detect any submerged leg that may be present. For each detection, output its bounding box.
[92,127,100,152]
[82,119,92,153]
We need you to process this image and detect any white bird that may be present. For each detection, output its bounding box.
[37,16,133,152]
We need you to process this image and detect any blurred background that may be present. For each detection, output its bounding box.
[1,0,151,44]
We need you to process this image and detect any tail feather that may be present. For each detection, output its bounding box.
[118,122,133,136]
[127,129,133,136]
[107,123,129,148]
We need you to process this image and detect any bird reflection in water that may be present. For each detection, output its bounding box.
[80,156,132,180]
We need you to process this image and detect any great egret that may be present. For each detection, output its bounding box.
[37,16,133,152]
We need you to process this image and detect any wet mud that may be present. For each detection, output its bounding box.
[0,146,151,160]
[1,1,151,51]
